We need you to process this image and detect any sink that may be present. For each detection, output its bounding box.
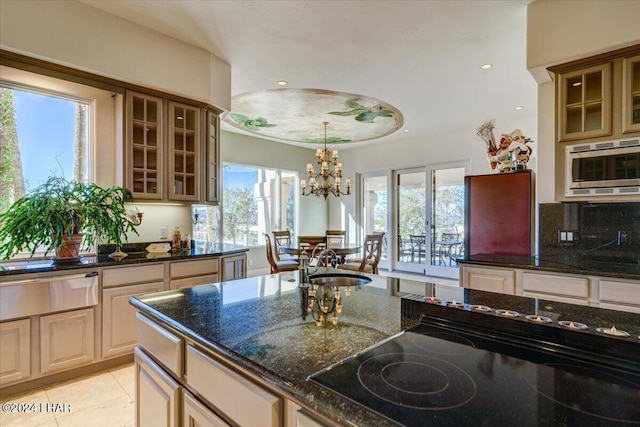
[308,274,371,287]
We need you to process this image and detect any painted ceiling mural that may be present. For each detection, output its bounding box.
[225,88,403,144]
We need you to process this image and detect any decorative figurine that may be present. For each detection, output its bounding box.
[477,120,533,173]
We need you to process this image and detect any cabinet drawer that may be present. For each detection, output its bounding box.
[186,345,281,427]
[136,313,183,377]
[103,264,165,287]
[170,258,219,279]
[599,280,640,305]
[522,273,589,298]
[462,266,515,295]
[522,291,589,306]
[169,274,219,290]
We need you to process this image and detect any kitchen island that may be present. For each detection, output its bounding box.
[130,269,640,426]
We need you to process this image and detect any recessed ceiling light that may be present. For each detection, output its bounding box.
[514,106,524,110]
[277,80,287,86]
[572,82,582,87]
[404,129,410,132]
[280,132,287,136]
[481,64,492,70]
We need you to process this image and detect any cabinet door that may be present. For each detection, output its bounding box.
[461,266,515,295]
[0,318,30,386]
[40,308,94,374]
[126,91,164,200]
[183,390,230,427]
[220,254,247,281]
[102,282,164,359]
[204,108,220,204]
[168,101,200,201]
[135,347,180,427]
[557,63,612,142]
[623,54,640,133]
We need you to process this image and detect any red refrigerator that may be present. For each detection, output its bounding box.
[464,170,534,257]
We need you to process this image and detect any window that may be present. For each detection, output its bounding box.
[192,163,298,247]
[0,84,90,212]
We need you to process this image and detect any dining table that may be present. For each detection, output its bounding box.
[281,241,362,265]
[433,240,463,266]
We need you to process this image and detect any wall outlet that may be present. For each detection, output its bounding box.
[617,231,630,245]
[160,227,168,239]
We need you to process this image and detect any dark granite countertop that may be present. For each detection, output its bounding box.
[0,243,248,277]
[130,269,640,426]
[458,253,640,280]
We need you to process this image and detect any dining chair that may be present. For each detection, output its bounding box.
[436,232,461,266]
[325,230,346,245]
[409,234,426,263]
[298,235,327,252]
[264,233,299,274]
[272,230,293,261]
[337,233,384,274]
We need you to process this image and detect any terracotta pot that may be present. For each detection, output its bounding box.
[55,233,84,262]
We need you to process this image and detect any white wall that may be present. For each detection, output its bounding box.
[527,0,640,83]
[0,0,231,109]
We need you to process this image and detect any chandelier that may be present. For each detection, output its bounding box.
[300,122,351,199]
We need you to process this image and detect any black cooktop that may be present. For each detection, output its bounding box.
[309,320,640,426]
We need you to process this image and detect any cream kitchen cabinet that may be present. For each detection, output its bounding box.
[135,347,181,427]
[0,318,30,386]
[460,263,638,312]
[598,278,640,313]
[168,101,200,201]
[460,265,515,295]
[40,307,95,375]
[125,91,221,204]
[556,62,612,142]
[521,272,591,306]
[623,54,640,134]
[169,258,219,289]
[183,390,230,427]
[220,253,247,282]
[126,91,165,200]
[102,264,165,358]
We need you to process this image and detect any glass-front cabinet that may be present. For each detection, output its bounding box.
[204,108,220,204]
[557,63,612,142]
[623,54,640,133]
[168,101,200,201]
[126,92,164,200]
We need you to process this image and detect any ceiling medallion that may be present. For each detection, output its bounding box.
[225,88,403,144]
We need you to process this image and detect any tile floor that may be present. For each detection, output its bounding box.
[0,363,135,427]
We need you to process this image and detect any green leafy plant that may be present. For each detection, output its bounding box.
[328,98,394,123]
[230,113,277,131]
[0,176,139,260]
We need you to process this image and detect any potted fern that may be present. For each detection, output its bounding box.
[0,176,139,262]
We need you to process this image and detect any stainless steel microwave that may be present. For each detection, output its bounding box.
[565,138,640,197]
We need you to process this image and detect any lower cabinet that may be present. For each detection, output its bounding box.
[598,279,640,313]
[40,308,94,374]
[460,265,515,294]
[170,258,219,290]
[103,282,165,358]
[461,264,639,312]
[0,318,30,386]
[183,390,230,427]
[220,254,247,281]
[135,347,180,427]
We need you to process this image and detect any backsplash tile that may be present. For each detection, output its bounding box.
[539,202,640,264]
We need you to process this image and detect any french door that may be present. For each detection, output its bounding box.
[393,164,466,278]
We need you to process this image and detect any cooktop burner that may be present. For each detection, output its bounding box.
[309,322,640,426]
[357,352,476,410]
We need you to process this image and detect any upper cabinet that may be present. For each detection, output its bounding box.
[623,54,640,134]
[557,63,611,142]
[168,101,200,201]
[204,108,220,204]
[553,46,640,144]
[125,91,220,204]
[126,92,164,200]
